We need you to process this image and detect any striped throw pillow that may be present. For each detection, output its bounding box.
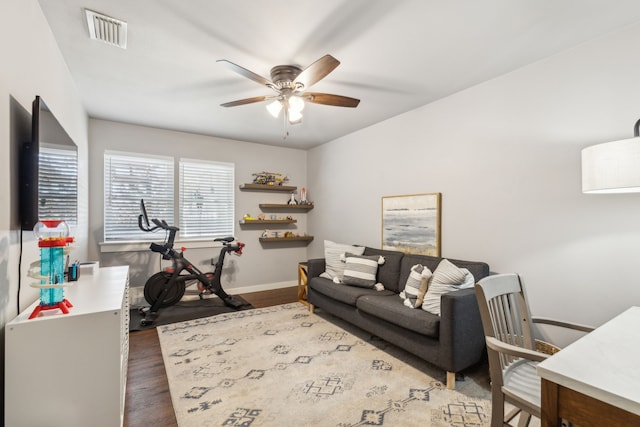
[400,264,432,308]
[342,254,385,289]
[320,240,365,281]
[422,259,475,315]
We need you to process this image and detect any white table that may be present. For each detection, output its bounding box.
[537,306,640,427]
[5,266,130,427]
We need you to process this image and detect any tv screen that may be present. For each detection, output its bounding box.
[20,96,78,230]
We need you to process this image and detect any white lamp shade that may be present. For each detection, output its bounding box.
[266,100,283,118]
[288,96,304,113]
[288,108,303,124]
[582,137,640,193]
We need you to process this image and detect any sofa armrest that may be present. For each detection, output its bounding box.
[438,288,485,371]
[307,258,326,279]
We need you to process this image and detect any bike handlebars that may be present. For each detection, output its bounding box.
[139,198,244,256]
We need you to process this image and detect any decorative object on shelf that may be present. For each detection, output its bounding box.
[28,219,75,319]
[299,187,312,205]
[258,214,265,220]
[243,213,256,221]
[261,229,269,238]
[251,171,289,186]
[382,193,442,257]
[582,118,640,193]
[288,192,298,205]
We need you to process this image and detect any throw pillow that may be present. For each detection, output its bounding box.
[320,240,365,281]
[431,258,468,285]
[399,264,432,308]
[422,259,475,316]
[340,254,385,289]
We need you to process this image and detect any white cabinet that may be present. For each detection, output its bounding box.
[5,266,130,427]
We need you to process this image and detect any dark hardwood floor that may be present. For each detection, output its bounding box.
[124,286,299,427]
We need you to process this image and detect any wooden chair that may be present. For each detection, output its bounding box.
[474,273,593,427]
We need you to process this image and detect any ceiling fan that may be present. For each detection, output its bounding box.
[217,54,360,125]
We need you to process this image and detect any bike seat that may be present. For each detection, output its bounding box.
[214,236,235,243]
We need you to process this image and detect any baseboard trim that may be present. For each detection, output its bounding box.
[129,280,296,307]
[231,281,297,294]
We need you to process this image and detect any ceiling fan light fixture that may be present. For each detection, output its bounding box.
[288,108,303,124]
[266,100,283,118]
[288,96,305,113]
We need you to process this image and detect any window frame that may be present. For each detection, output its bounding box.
[179,158,235,240]
[102,151,235,245]
[103,150,174,242]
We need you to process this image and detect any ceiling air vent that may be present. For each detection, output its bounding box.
[85,9,127,49]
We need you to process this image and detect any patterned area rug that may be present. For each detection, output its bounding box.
[157,303,492,426]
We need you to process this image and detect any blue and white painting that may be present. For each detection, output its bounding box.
[382,193,441,256]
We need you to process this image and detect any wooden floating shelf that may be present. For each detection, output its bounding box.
[239,183,297,192]
[239,219,297,225]
[259,204,314,211]
[259,236,314,243]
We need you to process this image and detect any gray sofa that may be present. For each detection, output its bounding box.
[307,246,490,389]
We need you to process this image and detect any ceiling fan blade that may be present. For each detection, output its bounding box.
[220,96,269,107]
[293,55,340,89]
[303,92,360,108]
[217,59,274,88]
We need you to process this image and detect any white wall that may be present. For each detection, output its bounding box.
[89,119,308,293]
[0,0,89,324]
[0,0,89,412]
[308,23,640,343]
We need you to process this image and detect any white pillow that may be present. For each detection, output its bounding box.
[319,240,365,281]
[421,259,475,316]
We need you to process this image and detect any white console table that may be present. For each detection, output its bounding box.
[5,266,130,427]
[537,306,640,426]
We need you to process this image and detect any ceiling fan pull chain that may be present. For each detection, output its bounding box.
[283,111,288,140]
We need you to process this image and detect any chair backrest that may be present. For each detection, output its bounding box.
[475,273,535,371]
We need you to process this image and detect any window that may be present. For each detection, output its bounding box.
[104,152,174,241]
[39,145,78,225]
[103,152,235,242]
[179,159,234,239]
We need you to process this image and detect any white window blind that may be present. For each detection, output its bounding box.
[39,145,78,225]
[179,159,234,239]
[104,152,174,241]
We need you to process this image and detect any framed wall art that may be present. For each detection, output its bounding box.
[381,193,441,256]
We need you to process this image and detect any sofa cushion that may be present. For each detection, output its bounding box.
[399,264,432,308]
[309,277,395,307]
[363,247,404,293]
[321,240,365,281]
[342,254,385,288]
[356,294,440,338]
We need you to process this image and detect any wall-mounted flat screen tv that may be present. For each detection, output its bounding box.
[20,96,78,230]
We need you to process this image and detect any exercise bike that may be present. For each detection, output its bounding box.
[137,199,250,326]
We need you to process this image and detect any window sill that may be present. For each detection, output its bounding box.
[99,239,217,253]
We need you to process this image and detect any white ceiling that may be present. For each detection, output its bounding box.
[38,0,640,149]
